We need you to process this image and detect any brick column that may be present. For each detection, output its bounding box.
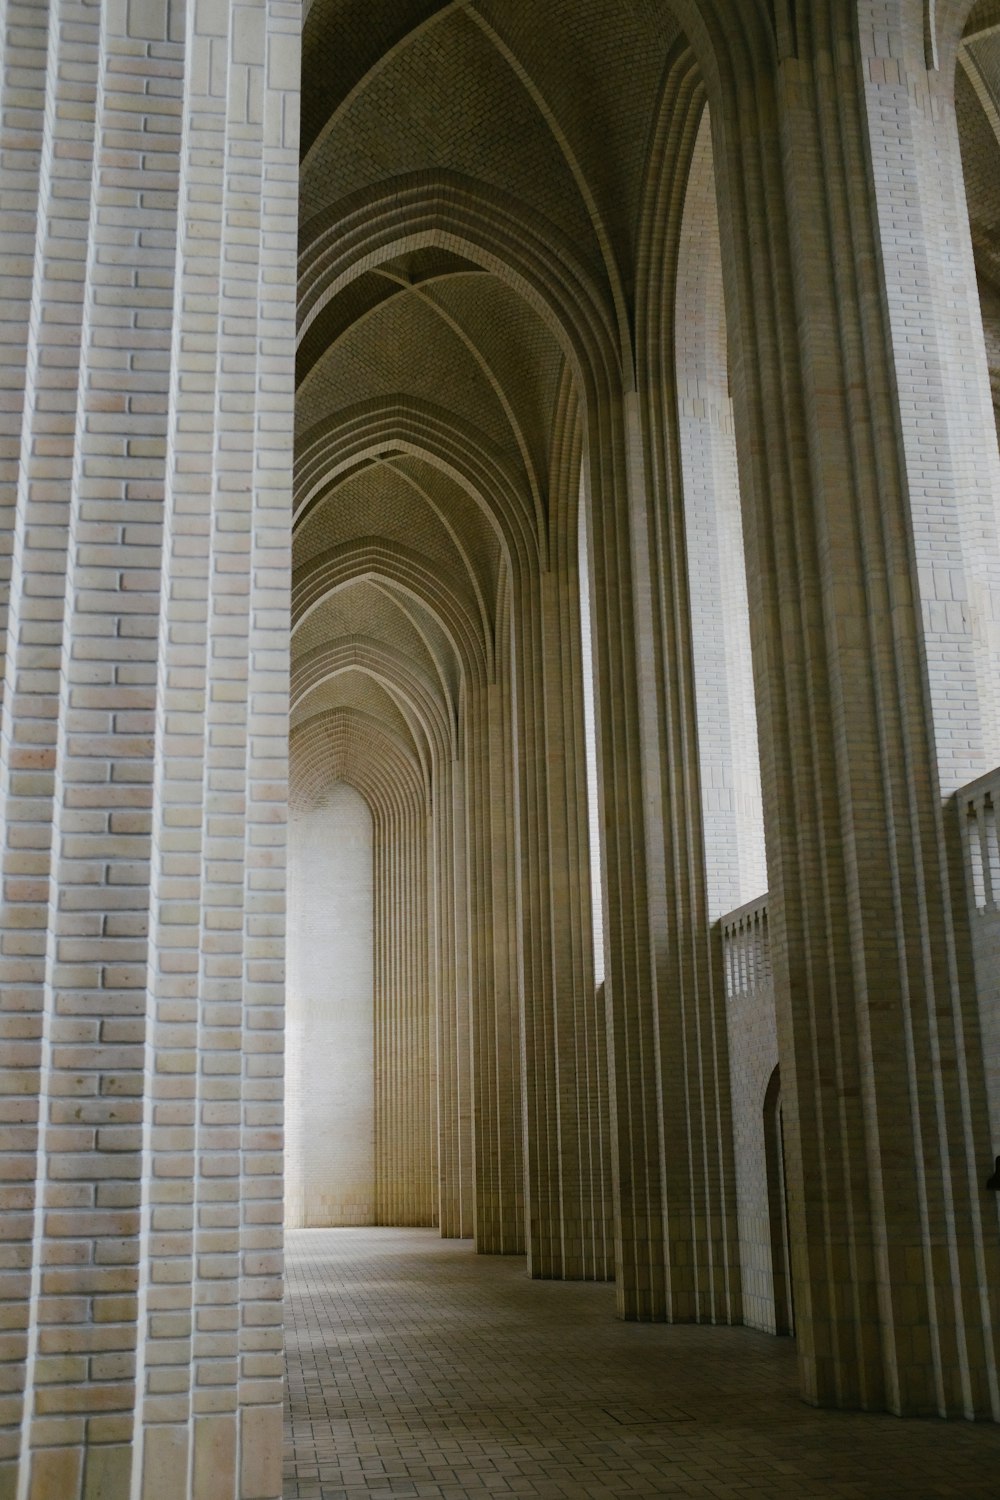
[0,0,99,1486]
[374,787,436,1229]
[512,566,612,1282]
[0,2,299,1495]
[700,0,1000,1416]
[859,6,1000,797]
[617,42,746,1328]
[433,757,473,1239]
[466,675,524,1255]
[584,389,669,1320]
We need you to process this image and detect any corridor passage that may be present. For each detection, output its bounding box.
[283,1229,1000,1499]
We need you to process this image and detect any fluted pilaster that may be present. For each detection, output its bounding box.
[0,4,298,1495]
[692,0,1000,1415]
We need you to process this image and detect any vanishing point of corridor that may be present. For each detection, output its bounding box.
[283,1231,1000,1500]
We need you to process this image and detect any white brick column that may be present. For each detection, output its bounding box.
[373,788,435,1228]
[0,1,298,1495]
[511,566,612,1282]
[432,756,473,1240]
[0,0,98,1481]
[682,0,1000,1418]
[466,673,524,1256]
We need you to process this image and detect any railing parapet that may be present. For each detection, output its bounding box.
[957,767,1000,915]
[718,890,771,1001]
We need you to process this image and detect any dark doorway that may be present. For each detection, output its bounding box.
[763,1066,795,1336]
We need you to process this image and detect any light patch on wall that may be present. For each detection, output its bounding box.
[286,782,375,1226]
[578,475,605,987]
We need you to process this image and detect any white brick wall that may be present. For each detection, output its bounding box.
[676,110,766,921]
[720,898,780,1334]
[286,785,375,1227]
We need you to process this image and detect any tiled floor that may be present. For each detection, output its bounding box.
[283,1228,1000,1499]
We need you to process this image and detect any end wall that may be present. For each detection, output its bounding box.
[286,786,375,1226]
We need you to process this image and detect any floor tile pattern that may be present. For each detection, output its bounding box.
[284,1228,1000,1499]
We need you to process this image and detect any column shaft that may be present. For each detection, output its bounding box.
[708,5,1000,1415]
[0,3,298,1494]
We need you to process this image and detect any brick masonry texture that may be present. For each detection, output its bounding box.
[289,0,1000,1432]
[286,788,374,1229]
[0,1,298,1495]
[284,1227,1000,1499]
[3,2,1000,1497]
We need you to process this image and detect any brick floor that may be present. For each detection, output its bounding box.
[283,1228,1000,1499]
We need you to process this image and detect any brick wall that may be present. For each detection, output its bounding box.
[286,786,374,1228]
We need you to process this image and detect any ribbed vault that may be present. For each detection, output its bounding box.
[292,0,697,1264]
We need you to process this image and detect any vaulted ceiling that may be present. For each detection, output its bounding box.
[293,1,688,810]
[294,1,1000,815]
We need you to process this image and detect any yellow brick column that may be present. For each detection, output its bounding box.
[432,756,473,1239]
[625,44,745,1327]
[11,4,182,1494]
[373,772,436,1229]
[674,0,1000,1418]
[510,386,612,1282]
[0,1,97,1489]
[0,1,299,1495]
[466,669,524,1256]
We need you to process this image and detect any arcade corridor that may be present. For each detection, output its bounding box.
[283,1231,1000,1499]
